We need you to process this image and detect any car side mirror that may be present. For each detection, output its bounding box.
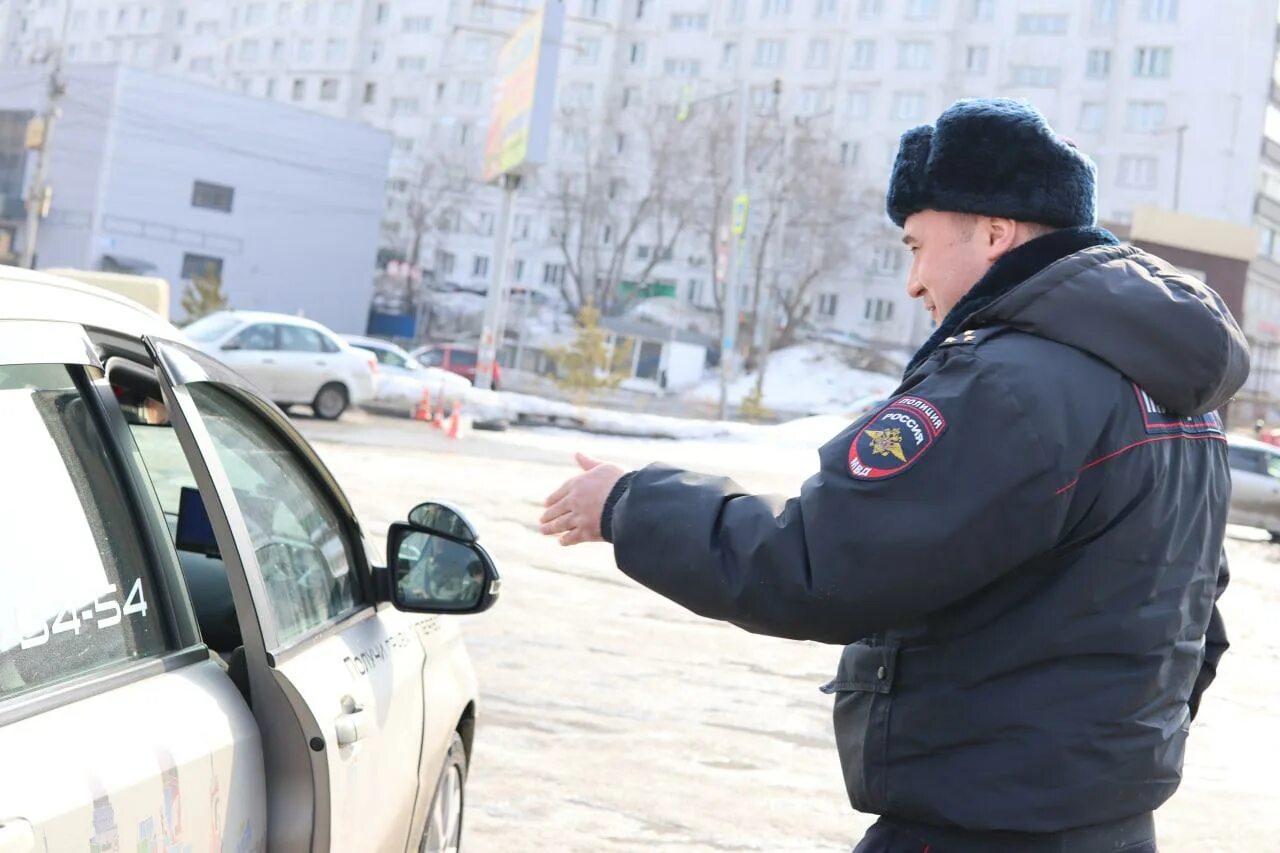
[220,341,240,351]
[385,522,500,614]
[408,501,477,543]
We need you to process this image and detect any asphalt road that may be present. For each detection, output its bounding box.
[298,409,1280,852]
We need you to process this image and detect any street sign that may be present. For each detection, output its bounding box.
[731,193,749,236]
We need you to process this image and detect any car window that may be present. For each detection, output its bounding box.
[378,348,408,369]
[0,365,171,702]
[1228,446,1266,476]
[1267,453,1280,480]
[450,349,477,368]
[319,334,341,354]
[187,383,359,646]
[278,325,326,353]
[417,349,444,367]
[231,323,277,351]
[183,313,241,343]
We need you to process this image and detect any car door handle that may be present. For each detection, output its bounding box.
[335,710,370,746]
[0,818,34,853]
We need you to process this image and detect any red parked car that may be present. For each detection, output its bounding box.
[410,343,501,390]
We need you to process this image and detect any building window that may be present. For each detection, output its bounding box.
[905,0,939,20]
[391,96,419,116]
[1259,228,1275,259]
[1093,0,1117,22]
[438,251,456,274]
[459,80,483,105]
[181,253,224,283]
[621,86,638,109]
[663,58,701,77]
[629,42,645,65]
[872,245,902,274]
[857,0,882,17]
[800,88,830,115]
[473,255,490,277]
[1016,14,1068,34]
[291,78,306,100]
[402,15,431,33]
[818,293,838,318]
[1139,0,1177,21]
[846,90,870,119]
[750,85,780,113]
[397,55,428,71]
[1126,101,1166,132]
[965,45,989,75]
[1010,66,1060,88]
[814,0,837,19]
[726,0,744,21]
[722,42,738,66]
[325,38,346,64]
[670,13,708,29]
[1078,102,1105,132]
[543,263,566,285]
[265,78,277,98]
[191,181,234,213]
[376,3,390,23]
[761,0,792,17]
[807,39,831,68]
[298,38,314,63]
[971,0,994,21]
[755,38,785,66]
[897,40,932,70]
[320,78,339,101]
[271,39,285,61]
[890,92,925,121]
[1133,47,1173,78]
[850,40,876,69]
[1085,49,1111,78]
[513,260,526,282]
[839,141,860,165]
[332,0,353,24]
[1118,155,1158,188]
[864,298,894,322]
[303,2,320,24]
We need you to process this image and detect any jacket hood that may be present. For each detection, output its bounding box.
[956,228,1250,415]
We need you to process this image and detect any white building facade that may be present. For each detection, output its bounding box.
[6,0,1274,350]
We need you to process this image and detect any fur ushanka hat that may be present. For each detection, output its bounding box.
[886,98,1097,229]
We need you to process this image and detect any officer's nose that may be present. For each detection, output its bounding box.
[906,272,925,300]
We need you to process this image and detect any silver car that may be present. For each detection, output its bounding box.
[1227,435,1280,539]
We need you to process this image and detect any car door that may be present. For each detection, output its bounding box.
[0,321,265,853]
[219,322,282,398]
[147,337,430,852]
[374,346,426,410]
[274,324,339,405]
[1227,445,1274,529]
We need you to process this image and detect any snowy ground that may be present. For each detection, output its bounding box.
[687,343,899,416]
[296,410,1280,853]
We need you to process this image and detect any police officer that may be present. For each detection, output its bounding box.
[539,99,1247,852]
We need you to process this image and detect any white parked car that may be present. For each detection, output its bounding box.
[1227,434,1280,539]
[342,335,471,417]
[0,268,499,851]
[183,310,376,420]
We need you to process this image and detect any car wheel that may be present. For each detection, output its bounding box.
[420,733,467,853]
[1269,530,1280,543]
[312,383,348,420]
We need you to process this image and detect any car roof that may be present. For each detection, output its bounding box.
[0,264,181,339]
[211,309,339,335]
[1227,434,1279,453]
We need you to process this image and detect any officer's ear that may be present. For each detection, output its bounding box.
[982,217,1020,262]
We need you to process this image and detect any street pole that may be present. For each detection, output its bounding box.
[21,1,73,269]
[1173,124,1187,212]
[719,77,749,421]
[476,172,520,391]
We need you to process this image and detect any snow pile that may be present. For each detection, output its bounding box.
[688,343,897,415]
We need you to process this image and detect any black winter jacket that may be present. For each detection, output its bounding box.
[602,227,1248,833]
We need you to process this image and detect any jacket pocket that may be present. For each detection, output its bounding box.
[821,639,899,813]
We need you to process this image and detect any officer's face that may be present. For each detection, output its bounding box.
[902,210,1003,324]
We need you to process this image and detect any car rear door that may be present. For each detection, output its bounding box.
[0,321,265,852]
[274,324,338,405]
[146,337,430,852]
[1228,445,1275,529]
[218,322,282,399]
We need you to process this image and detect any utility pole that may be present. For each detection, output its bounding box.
[1172,124,1187,212]
[21,2,73,269]
[476,173,520,390]
[719,77,749,421]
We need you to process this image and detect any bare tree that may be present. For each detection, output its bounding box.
[541,99,701,316]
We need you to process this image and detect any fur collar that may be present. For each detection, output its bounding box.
[903,225,1119,378]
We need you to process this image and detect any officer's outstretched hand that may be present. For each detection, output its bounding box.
[540,453,626,546]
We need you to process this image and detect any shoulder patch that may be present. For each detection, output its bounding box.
[938,327,1003,348]
[1132,384,1224,436]
[848,395,948,480]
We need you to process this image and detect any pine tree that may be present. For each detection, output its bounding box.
[548,304,633,401]
[180,274,229,323]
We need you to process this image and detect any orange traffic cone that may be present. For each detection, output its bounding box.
[415,388,431,421]
[447,403,462,440]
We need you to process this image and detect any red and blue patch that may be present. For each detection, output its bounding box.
[1132,384,1224,436]
[848,395,948,480]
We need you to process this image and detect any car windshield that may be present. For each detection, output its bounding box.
[183,313,241,343]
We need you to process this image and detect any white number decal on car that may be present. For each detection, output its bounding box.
[18,580,148,649]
